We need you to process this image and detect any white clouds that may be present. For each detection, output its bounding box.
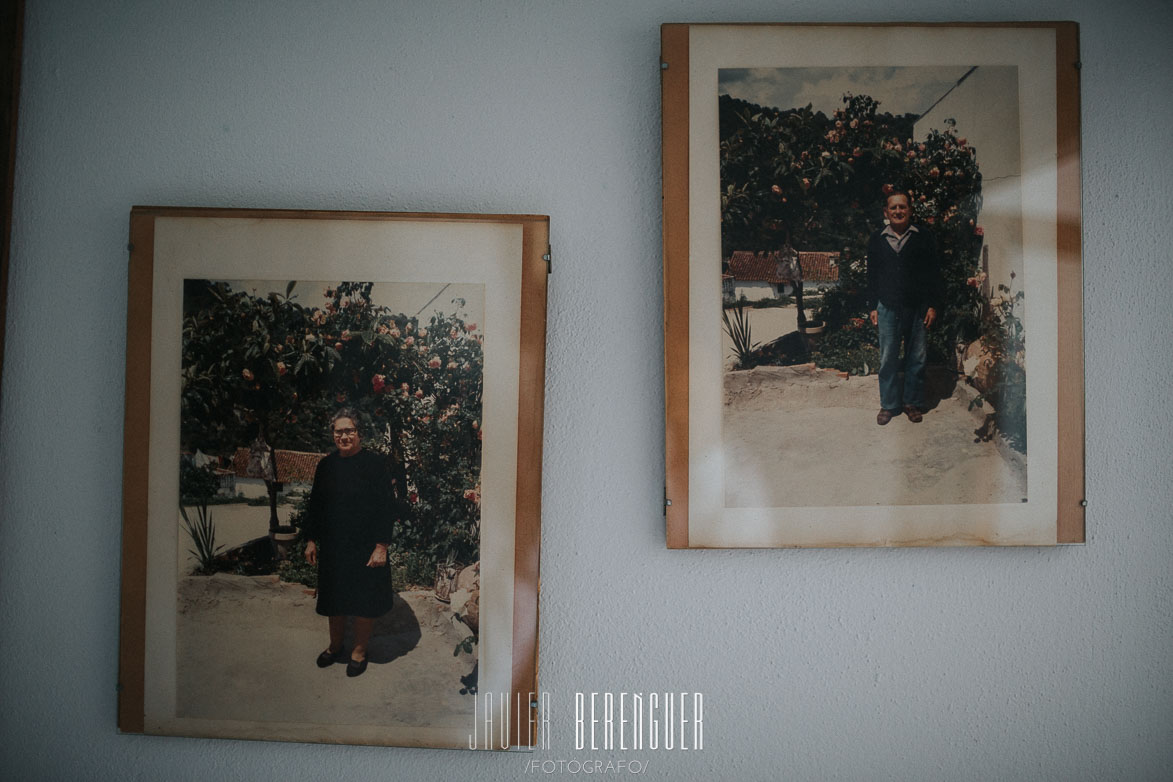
[719,66,973,116]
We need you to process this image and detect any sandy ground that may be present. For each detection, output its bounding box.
[723,363,1026,508]
[176,574,476,728]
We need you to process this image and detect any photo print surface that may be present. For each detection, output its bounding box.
[717,66,1026,509]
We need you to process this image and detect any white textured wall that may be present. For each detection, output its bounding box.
[2,1,1171,780]
[916,66,1024,288]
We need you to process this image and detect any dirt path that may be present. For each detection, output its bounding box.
[723,364,1026,508]
[176,574,476,728]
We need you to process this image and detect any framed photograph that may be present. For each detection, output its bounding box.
[119,207,547,749]
[661,23,1084,548]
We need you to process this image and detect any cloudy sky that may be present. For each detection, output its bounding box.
[719,66,974,117]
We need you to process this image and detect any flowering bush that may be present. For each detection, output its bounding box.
[720,92,987,364]
[181,280,483,577]
[810,315,880,375]
[969,278,1026,452]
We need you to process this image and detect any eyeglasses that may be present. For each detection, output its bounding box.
[332,428,358,437]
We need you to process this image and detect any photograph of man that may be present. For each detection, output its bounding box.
[867,189,944,426]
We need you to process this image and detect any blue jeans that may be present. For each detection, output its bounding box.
[876,302,927,412]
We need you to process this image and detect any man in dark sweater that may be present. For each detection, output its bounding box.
[866,190,943,425]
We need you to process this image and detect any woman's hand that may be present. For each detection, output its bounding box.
[305,541,317,566]
[366,543,389,568]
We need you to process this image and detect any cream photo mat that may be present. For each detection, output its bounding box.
[141,215,522,746]
[686,25,1061,547]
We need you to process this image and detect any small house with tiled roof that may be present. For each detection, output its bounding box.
[725,250,800,302]
[229,447,327,497]
[796,251,840,288]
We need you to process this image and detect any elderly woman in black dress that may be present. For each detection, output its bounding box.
[303,409,402,677]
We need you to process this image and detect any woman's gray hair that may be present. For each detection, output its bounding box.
[330,407,362,434]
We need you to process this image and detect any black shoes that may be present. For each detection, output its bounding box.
[316,647,347,668]
[318,646,368,676]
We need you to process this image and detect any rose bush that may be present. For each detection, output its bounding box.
[719,92,987,363]
[181,280,483,578]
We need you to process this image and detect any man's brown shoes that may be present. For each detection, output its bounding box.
[878,407,923,424]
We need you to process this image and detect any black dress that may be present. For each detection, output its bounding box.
[304,448,401,618]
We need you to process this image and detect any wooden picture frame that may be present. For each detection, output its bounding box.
[0,0,23,394]
[119,207,547,749]
[662,23,1084,548]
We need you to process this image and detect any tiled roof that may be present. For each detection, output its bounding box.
[798,251,840,282]
[231,447,326,484]
[726,250,800,283]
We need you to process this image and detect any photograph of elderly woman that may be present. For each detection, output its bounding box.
[177,279,484,729]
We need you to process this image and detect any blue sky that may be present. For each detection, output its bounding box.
[718,67,974,117]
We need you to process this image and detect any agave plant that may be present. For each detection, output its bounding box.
[180,503,224,574]
[722,300,760,369]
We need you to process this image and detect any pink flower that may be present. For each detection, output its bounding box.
[465,323,477,332]
[408,492,418,504]
[428,356,441,369]
[388,326,400,338]
[414,389,424,399]
[312,309,326,325]
[241,368,254,381]
[447,361,458,370]
[401,382,410,391]
[974,226,985,236]
[276,362,287,376]
[404,336,414,346]
[341,329,351,341]
[849,118,859,129]
[372,374,386,393]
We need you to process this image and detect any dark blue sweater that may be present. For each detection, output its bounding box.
[865,226,943,311]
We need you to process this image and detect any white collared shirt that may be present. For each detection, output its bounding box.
[882,223,919,253]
